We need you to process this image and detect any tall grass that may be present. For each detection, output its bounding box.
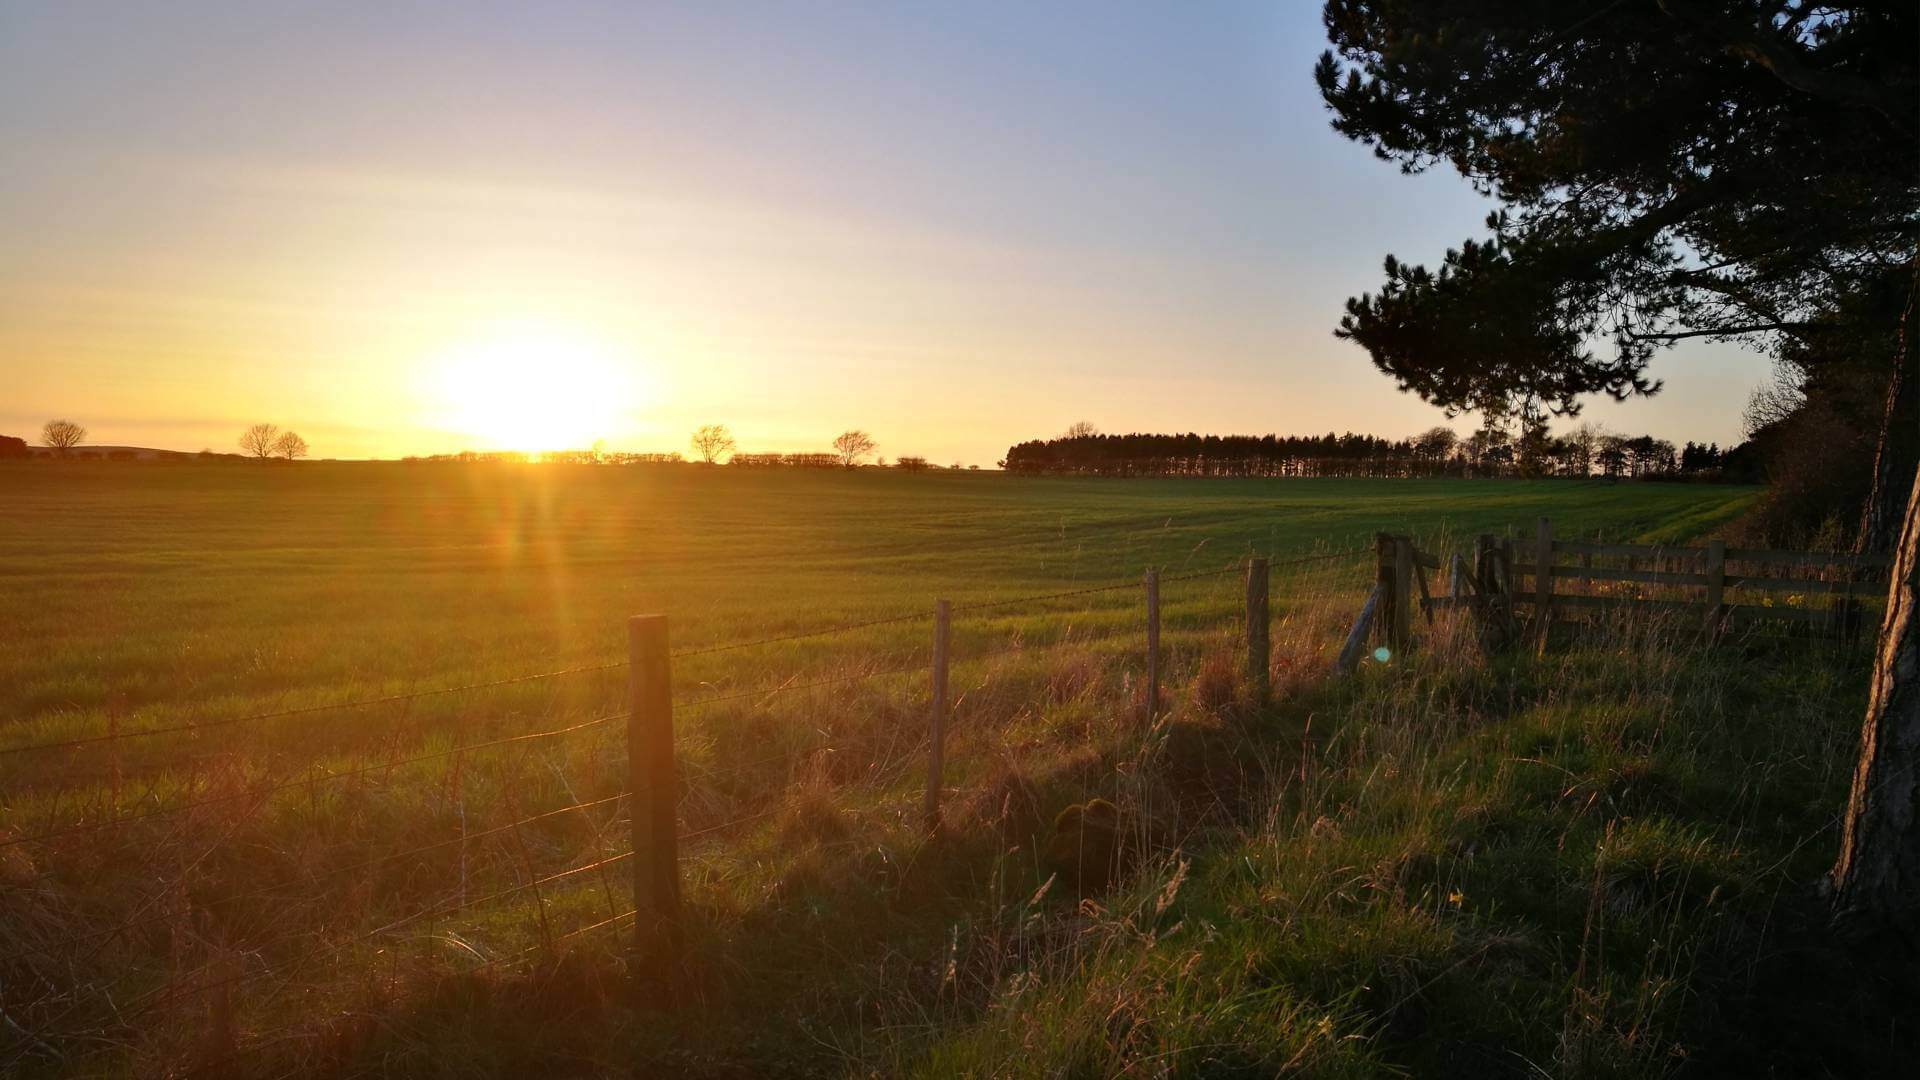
[21,466,1886,1077]
[4,542,1888,1076]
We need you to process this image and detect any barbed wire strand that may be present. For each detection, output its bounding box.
[675,661,930,712]
[669,611,934,658]
[0,662,626,760]
[2,792,633,963]
[119,845,639,1024]
[0,713,620,850]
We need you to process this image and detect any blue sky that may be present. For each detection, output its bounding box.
[0,1,1764,460]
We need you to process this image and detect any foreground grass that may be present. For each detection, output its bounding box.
[92,607,1882,1080]
[13,464,1892,1076]
[899,622,1890,1078]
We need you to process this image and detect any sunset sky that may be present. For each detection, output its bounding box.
[1,2,1766,464]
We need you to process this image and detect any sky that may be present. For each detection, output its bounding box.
[0,1,1768,464]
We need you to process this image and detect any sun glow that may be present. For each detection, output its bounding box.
[425,326,643,452]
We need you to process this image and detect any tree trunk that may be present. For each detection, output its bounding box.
[1858,259,1919,556]
[1830,460,1920,938]
[1832,253,1920,938]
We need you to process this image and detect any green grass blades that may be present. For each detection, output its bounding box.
[12,464,1886,1079]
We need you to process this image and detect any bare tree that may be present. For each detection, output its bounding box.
[41,419,86,456]
[1742,363,1806,439]
[832,429,876,468]
[1413,426,1457,466]
[271,430,308,461]
[1567,422,1607,478]
[240,423,280,459]
[1063,420,1100,439]
[690,424,736,464]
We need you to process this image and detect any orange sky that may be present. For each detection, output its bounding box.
[0,3,1767,464]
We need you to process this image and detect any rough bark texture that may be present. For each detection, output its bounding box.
[1831,461,1920,937]
[1858,261,1919,556]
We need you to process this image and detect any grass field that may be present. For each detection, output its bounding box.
[9,464,1903,1077]
[0,464,1758,736]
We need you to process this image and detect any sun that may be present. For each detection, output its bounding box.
[426,325,640,452]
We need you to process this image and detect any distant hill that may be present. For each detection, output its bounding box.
[0,440,247,462]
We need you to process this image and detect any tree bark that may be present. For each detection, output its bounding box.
[1858,260,1919,556]
[1830,459,1920,938]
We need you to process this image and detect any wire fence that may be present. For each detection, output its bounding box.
[0,543,1374,1072]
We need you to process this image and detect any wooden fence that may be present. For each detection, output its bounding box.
[617,552,1334,990]
[1339,519,1892,659]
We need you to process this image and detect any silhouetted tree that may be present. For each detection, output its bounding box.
[271,430,308,461]
[0,435,29,459]
[690,424,736,464]
[1413,426,1458,469]
[897,456,930,472]
[239,423,280,459]
[1063,421,1101,439]
[1317,0,1919,937]
[41,419,86,455]
[832,430,877,468]
[1566,423,1606,479]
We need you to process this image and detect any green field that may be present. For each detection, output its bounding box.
[0,464,1758,737]
[8,465,1896,1076]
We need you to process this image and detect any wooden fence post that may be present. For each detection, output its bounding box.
[1449,553,1466,598]
[926,599,950,834]
[1374,534,1398,653]
[1535,517,1554,645]
[1144,568,1161,723]
[1245,557,1269,700]
[1474,535,1495,609]
[1831,562,1858,640]
[627,615,682,995]
[1704,539,1726,633]
[1334,584,1382,675]
[1393,538,1414,648]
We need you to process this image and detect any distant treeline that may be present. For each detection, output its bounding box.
[402,450,685,465]
[1000,431,1759,481]
[729,452,842,468]
[0,437,248,463]
[398,450,962,470]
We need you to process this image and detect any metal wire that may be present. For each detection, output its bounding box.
[679,806,779,844]
[669,611,934,658]
[0,713,620,850]
[121,845,638,1021]
[0,661,625,759]
[2,792,632,962]
[675,661,930,712]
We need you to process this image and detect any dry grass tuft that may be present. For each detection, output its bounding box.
[955,765,1045,850]
[1044,649,1103,706]
[1188,648,1241,718]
